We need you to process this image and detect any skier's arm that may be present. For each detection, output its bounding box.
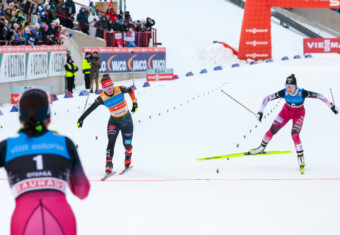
[303,90,338,114]
[259,89,285,113]
[120,86,137,103]
[0,140,7,168]
[120,86,138,113]
[303,90,332,106]
[66,137,90,199]
[78,96,103,125]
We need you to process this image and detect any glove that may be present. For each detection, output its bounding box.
[331,104,339,114]
[77,120,83,128]
[131,103,138,113]
[256,112,263,122]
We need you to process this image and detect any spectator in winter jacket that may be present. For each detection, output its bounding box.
[65,0,76,15]
[0,22,5,41]
[94,15,107,38]
[41,24,50,44]
[105,8,117,22]
[89,2,95,11]
[4,8,13,22]
[124,11,131,20]
[107,18,113,31]
[90,51,101,93]
[77,7,89,34]
[112,18,122,32]
[22,27,32,45]
[65,8,75,29]
[122,19,129,32]
[57,3,67,26]
[88,8,99,37]
[146,17,155,31]
[49,22,58,43]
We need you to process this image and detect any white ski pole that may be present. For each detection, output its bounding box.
[83,71,95,113]
[221,90,257,117]
[330,88,335,105]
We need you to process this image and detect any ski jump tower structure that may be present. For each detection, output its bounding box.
[238,0,340,60]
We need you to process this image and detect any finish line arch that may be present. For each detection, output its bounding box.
[238,0,340,60]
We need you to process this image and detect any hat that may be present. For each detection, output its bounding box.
[286,74,297,86]
[101,78,113,89]
[51,22,56,25]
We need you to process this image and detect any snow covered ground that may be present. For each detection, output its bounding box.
[1,0,340,234]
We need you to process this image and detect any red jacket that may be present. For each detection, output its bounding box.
[105,9,117,22]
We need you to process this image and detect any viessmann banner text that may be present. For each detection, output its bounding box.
[303,38,340,53]
[83,48,166,73]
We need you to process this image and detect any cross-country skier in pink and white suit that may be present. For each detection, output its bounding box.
[249,74,338,173]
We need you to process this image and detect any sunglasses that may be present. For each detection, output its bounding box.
[103,85,114,91]
[286,84,296,89]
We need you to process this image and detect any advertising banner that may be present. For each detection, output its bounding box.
[49,51,67,76]
[303,38,340,53]
[0,46,66,83]
[0,53,26,83]
[83,47,166,74]
[26,52,49,79]
[11,86,53,104]
[146,68,174,81]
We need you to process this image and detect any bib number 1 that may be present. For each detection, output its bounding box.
[33,155,43,170]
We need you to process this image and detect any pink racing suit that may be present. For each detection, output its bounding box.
[0,130,90,235]
[259,88,332,155]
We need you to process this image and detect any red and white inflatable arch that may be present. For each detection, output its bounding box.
[238,0,340,60]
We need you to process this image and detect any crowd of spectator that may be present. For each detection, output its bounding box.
[0,0,72,45]
[75,6,156,42]
[0,0,156,47]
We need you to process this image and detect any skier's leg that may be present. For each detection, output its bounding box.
[121,113,134,168]
[250,106,289,154]
[106,118,120,173]
[291,108,306,172]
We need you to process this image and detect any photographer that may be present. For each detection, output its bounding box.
[145,17,155,31]
[82,52,92,89]
[90,51,101,93]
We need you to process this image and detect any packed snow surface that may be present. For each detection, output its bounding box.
[1,0,340,234]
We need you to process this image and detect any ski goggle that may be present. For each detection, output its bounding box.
[286,84,296,89]
[103,85,114,91]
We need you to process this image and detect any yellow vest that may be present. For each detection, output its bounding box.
[82,59,91,74]
[65,63,77,78]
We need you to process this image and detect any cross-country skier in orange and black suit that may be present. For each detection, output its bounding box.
[77,74,138,174]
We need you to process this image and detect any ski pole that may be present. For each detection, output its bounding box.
[83,72,95,114]
[221,90,257,117]
[131,51,135,86]
[330,88,335,105]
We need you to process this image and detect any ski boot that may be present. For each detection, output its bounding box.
[106,161,113,174]
[124,151,132,169]
[297,154,305,174]
[106,155,113,174]
[248,142,267,155]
